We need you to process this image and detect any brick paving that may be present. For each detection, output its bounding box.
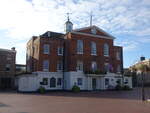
[0,88,150,113]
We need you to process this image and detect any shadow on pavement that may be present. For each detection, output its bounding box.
[21,87,150,100]
[0,87,150,101]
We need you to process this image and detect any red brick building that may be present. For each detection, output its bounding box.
[27,27,123,74]
[0,47,16,90]
[25,19,126,91]
[64,26,123,73]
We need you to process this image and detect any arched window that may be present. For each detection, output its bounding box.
[50,77,56,88]
[91,61,97,71]
[77,40,83,54]
[104,43,109,56]
[91,41,97,55]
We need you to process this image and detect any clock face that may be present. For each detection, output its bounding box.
[91,28,97,34]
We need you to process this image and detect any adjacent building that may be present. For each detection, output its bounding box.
[130,58,150,71]
[129,57,150,86]
[19,18,131,92]
[0,47,16,90]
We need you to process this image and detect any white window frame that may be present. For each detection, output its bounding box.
[43,60,49,71]
[91,61,97,71]
[77,40,83,54]
[57,61,63,71]
[57,47,63,56]
[76,60,83,71]
[43,44,50,54]
[77,78,83,86]
[91,28,97,34]
[104,43,109,56]
[91,41,97,55]
[104,63,109,72]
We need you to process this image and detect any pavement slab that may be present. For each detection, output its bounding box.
[0,88,150,113]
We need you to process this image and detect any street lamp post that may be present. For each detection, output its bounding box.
[142,72,145,101]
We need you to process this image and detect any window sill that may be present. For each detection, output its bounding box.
[76,70,83,72]
[43,53,50,55]
[77,52,83,55]
[104,55,109,57]
[58,54,63,56]
[57,70,63,72]
[91,54,97,56]
[43,69,49,72]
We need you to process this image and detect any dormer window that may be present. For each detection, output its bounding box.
[91,28,97,34]
[47,32,51,37]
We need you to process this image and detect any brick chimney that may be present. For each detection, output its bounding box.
[11,47,15,51]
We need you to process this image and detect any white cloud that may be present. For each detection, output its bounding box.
[115,40,139,51]
[0,0,150,64]
[137,37,150,43]
[135,28,150,37]
[0,0,149,39]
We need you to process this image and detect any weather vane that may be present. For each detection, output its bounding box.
[66,12,72,21]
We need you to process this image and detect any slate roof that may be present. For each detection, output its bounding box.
[0,48,16,53]
[40,31,64,38]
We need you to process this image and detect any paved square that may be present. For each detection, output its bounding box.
[0,88,150,113]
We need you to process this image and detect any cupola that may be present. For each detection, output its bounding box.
[65,13,73,33]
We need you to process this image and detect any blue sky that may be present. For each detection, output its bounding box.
[0,0,150,68]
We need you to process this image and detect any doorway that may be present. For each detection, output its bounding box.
[50,77,56,88]
[0,78,12,89]
[92,78,97,90]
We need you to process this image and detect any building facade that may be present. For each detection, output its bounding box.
[0,47,16,90]
[22,19,132,92]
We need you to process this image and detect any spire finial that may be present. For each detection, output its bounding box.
[66,12,72,21]
[66,12,71,21]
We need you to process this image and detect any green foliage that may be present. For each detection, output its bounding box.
[72,85,80,93]
[115,85,122,91]
[84,70,106,75]
[38,86,46,94]
[115,85,132,91]
[123,85,131,90]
